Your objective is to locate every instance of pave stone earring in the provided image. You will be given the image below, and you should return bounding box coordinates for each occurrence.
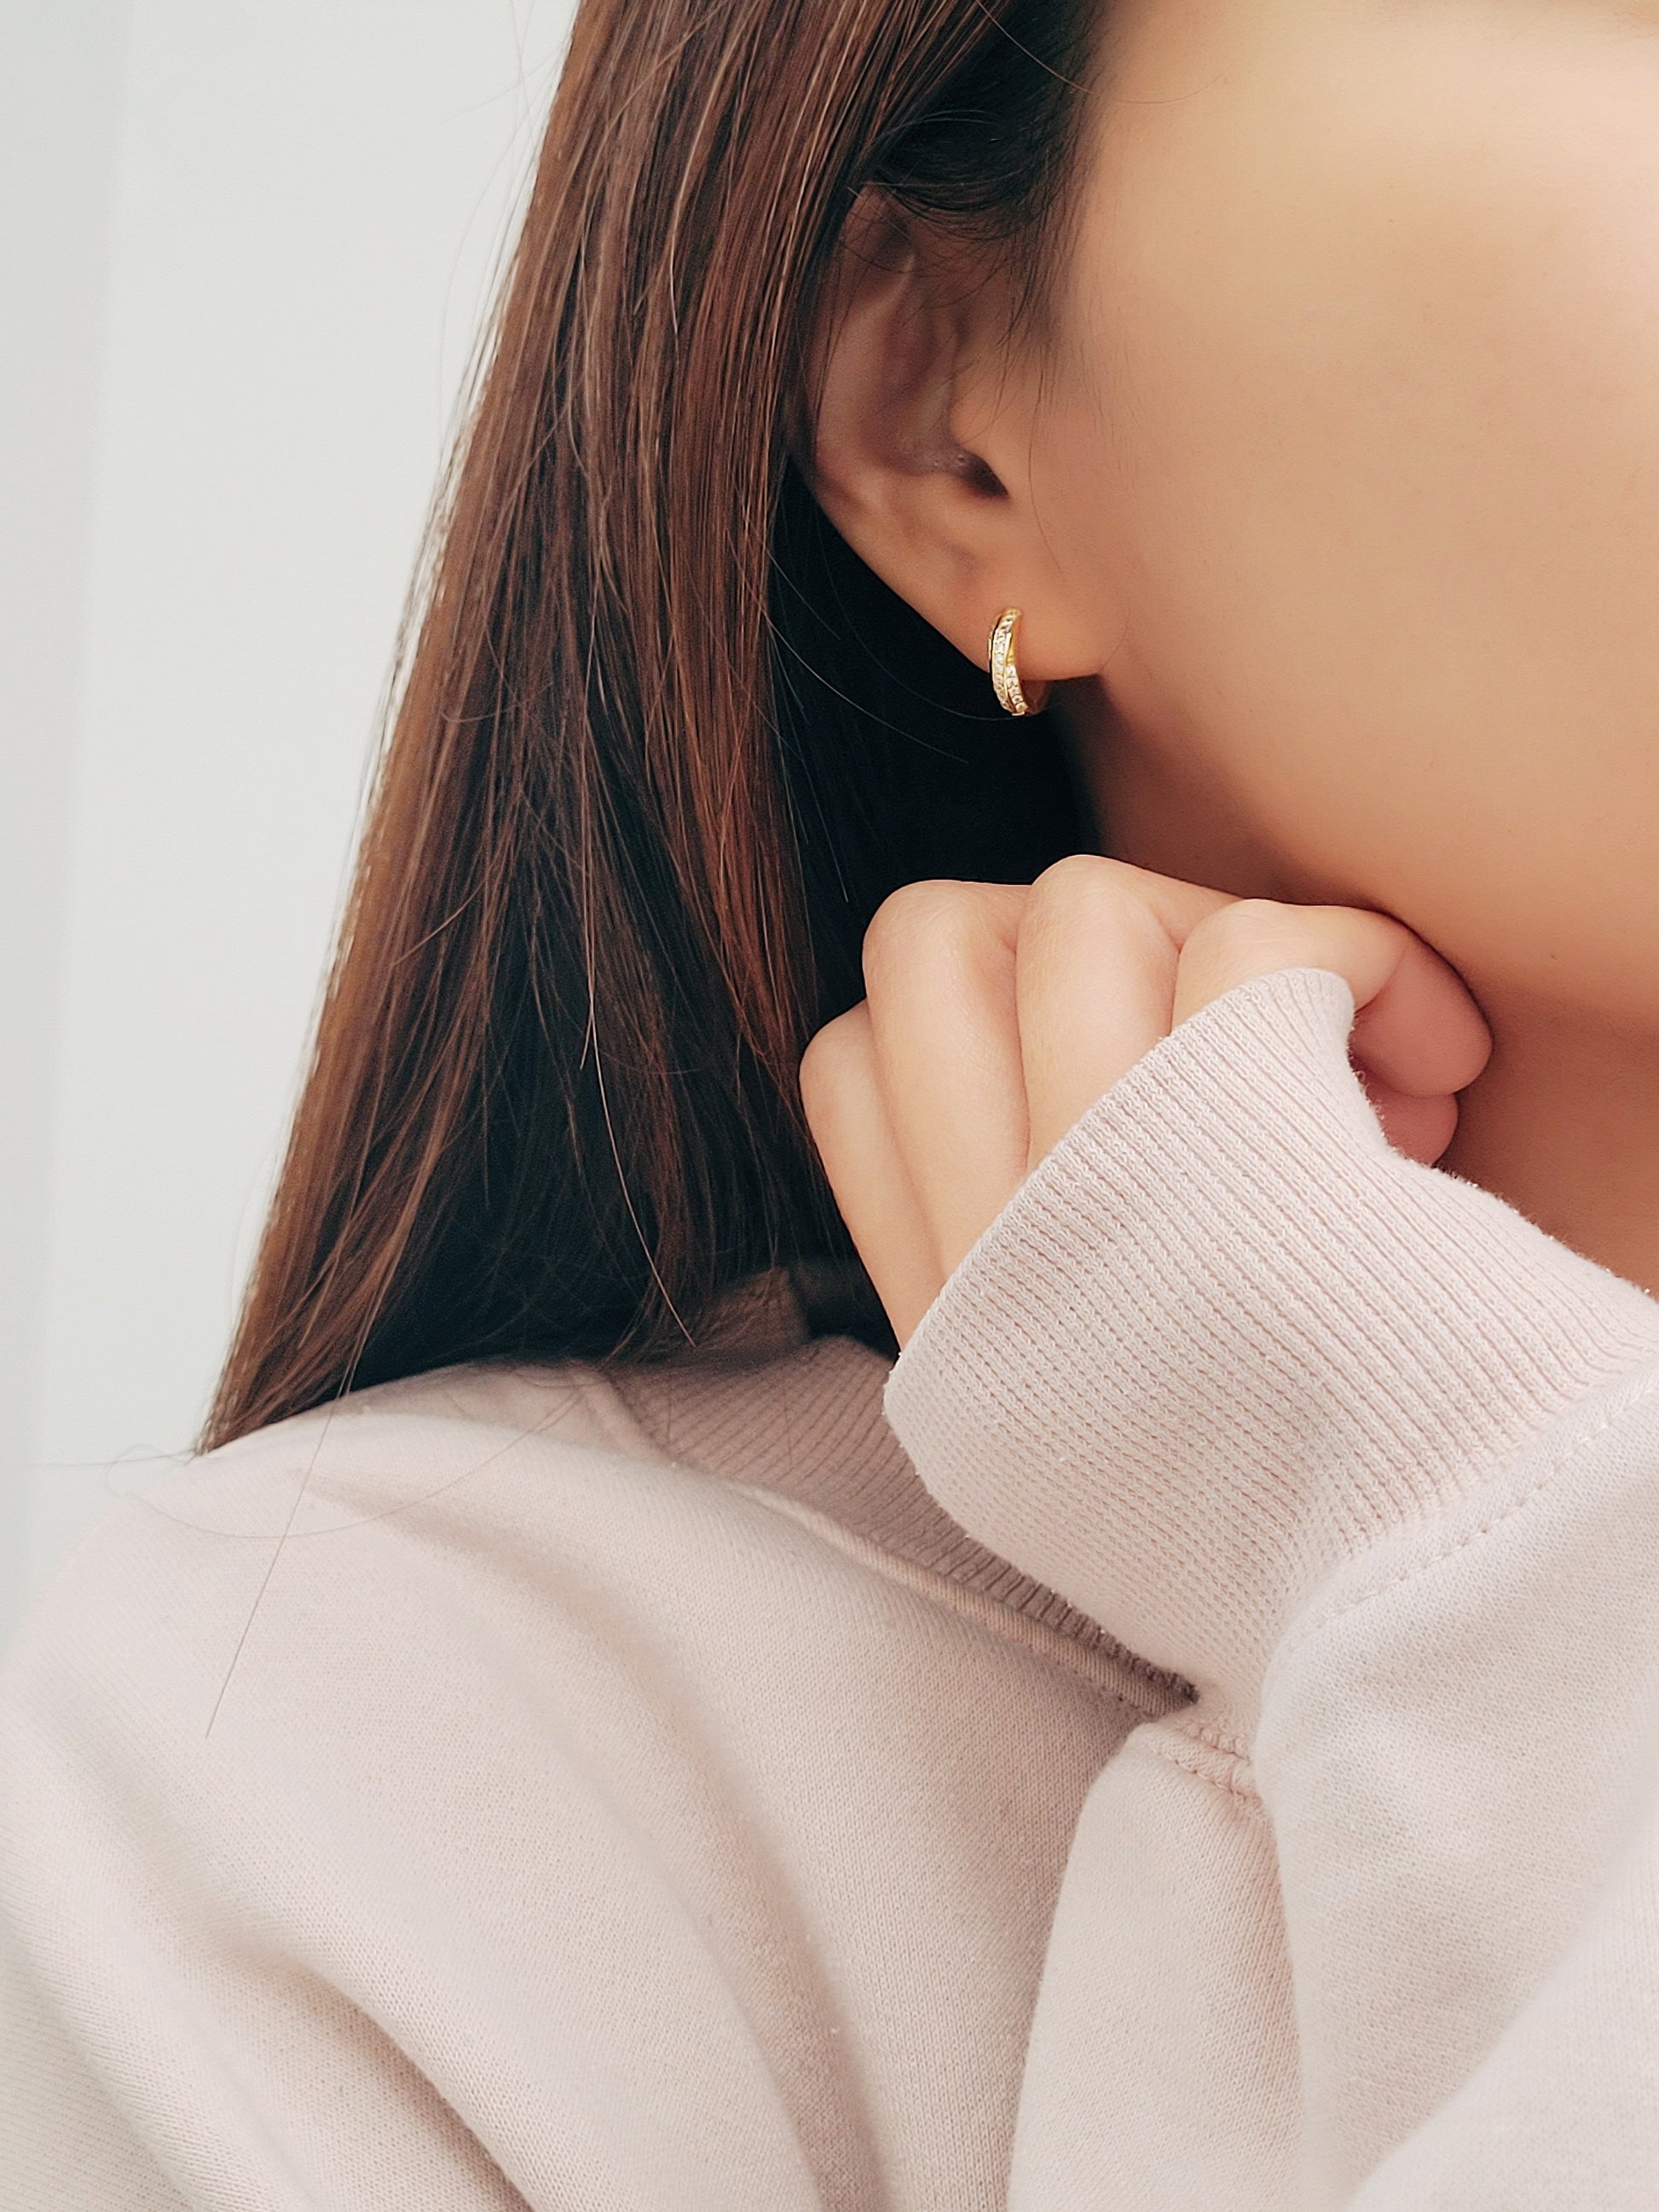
[987,606,1049,716]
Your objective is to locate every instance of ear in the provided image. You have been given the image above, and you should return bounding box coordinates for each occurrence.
[804,186,1113,696]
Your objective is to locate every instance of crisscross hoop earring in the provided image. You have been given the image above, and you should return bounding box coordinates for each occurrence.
[987,606,1048,716]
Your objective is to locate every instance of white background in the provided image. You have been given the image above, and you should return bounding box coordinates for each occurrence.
[1,0,575,1649]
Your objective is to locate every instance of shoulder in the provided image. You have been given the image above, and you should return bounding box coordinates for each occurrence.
[0,1337,1159,1912]
[1,1333,1167,1783]
[0,1352,802,1746]
[0,1349,897,1997]
[0,1354,912,2207]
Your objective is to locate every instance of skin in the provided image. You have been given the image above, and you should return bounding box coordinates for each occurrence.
[801,0,1659,1334]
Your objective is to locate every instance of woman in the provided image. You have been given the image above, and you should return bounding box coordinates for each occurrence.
[5,0,1659,2202]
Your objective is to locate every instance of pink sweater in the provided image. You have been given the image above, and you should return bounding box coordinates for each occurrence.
[5,964,1659,2208]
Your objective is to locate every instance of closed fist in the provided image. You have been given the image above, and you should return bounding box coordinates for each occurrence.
[799,855,1492,1349]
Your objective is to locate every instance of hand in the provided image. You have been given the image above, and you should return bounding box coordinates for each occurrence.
[799,855,1493,1349]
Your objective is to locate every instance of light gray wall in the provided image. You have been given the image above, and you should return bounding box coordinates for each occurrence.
[3,0,575,1650]
[0,1,133,1638]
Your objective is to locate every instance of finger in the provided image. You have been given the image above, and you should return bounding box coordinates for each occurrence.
[1016,855,1238,1165]
[860,880,1032,1276]
[1354,1064,1462,1165]
[1350,933,1493,1097]
[1174,899,1493,1098]
[798,1002,943,1348]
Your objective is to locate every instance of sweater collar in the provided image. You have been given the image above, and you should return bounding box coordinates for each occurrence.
[602,1264,1181,1694]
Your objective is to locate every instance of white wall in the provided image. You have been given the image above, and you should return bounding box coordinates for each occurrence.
[3,0,575,1648]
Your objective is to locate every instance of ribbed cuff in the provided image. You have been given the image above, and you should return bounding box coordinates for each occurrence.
[882,966,1659,1724]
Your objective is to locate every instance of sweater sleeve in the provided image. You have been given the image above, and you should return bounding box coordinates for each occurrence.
[882,964,1659,2210]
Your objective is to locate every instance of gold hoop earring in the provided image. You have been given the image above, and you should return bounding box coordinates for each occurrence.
[988,606,1046,716]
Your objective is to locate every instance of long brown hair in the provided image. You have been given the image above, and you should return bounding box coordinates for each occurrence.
[199,0,1101,1453]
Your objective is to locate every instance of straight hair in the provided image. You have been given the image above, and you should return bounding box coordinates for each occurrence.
[200,0,1101,1453]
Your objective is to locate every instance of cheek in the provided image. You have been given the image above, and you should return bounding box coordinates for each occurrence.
[1072,9,1659,1022]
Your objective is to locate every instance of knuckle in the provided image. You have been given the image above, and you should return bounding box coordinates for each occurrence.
[798,1008,857,1100]
[1189,896,1408,1000]
[861,877,981,982]
[1207,896,1300,949]
[1026,840,1141,920]
[1024,852,1151,956]
[1031,851,1109,896]
[1035,845,1150,915]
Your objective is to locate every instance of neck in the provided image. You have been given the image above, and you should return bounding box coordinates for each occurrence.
[1435,1004,1659,1300]
[1053,679,1659,1301]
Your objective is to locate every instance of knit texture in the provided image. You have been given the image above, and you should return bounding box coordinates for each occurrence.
[885,965,1659,1721]
[7,962,1659,2207]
